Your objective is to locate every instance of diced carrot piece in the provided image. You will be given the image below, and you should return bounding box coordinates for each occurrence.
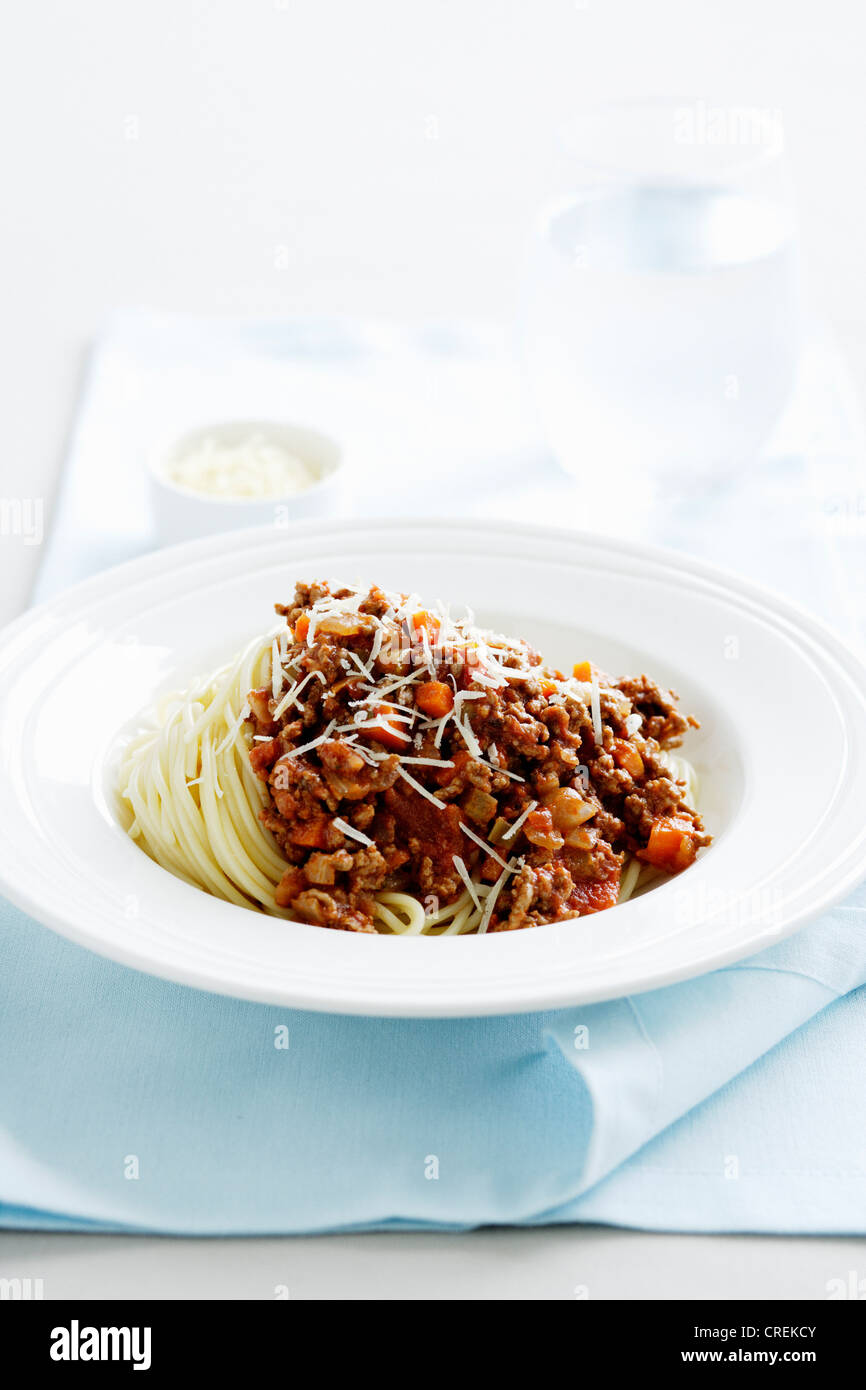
[612,738,644,778]
[433,750,472,785]
[412,610,441,641]
[290,816,331,849]
[539,677,558,697]
[294,613,310,644]
[357,705,412,752]
[572,660,593,682]
[479,855,502,882]
[415,681,454,719]
[638,816,698,872]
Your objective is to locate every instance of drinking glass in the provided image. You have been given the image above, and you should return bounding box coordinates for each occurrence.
[522,101,802,506]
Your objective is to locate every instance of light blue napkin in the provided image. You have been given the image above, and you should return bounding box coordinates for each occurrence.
[2,895,864,1234]
[2,311,866,1234]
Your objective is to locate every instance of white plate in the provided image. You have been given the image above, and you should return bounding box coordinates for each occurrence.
[1,518,865,1016]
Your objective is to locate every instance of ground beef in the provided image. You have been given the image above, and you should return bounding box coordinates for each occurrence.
[288,888,376,934]
[614,674,692,746]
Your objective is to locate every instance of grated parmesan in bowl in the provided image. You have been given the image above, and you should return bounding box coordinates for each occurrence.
[148,419,343,544]
[163,431,320,500]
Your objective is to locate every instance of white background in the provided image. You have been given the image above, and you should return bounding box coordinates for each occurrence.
[2,0,865,1298]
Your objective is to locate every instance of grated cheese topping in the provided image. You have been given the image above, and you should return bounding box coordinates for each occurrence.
[395,765,447,806]
[332,817,375,848]
[590,676,603,746]
[477,857,520,934]
[283,720,337,759]
[500,799,538,840]
[458,821,511,871]
[452,855,483,912]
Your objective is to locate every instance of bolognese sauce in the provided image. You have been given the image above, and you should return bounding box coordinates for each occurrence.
[244,581,710,933]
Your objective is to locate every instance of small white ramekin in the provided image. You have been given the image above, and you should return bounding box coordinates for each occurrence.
[148,419,344,545]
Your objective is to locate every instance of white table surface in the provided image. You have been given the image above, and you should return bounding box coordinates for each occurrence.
[2,0,866,1299]
[0,1227,863,1301]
